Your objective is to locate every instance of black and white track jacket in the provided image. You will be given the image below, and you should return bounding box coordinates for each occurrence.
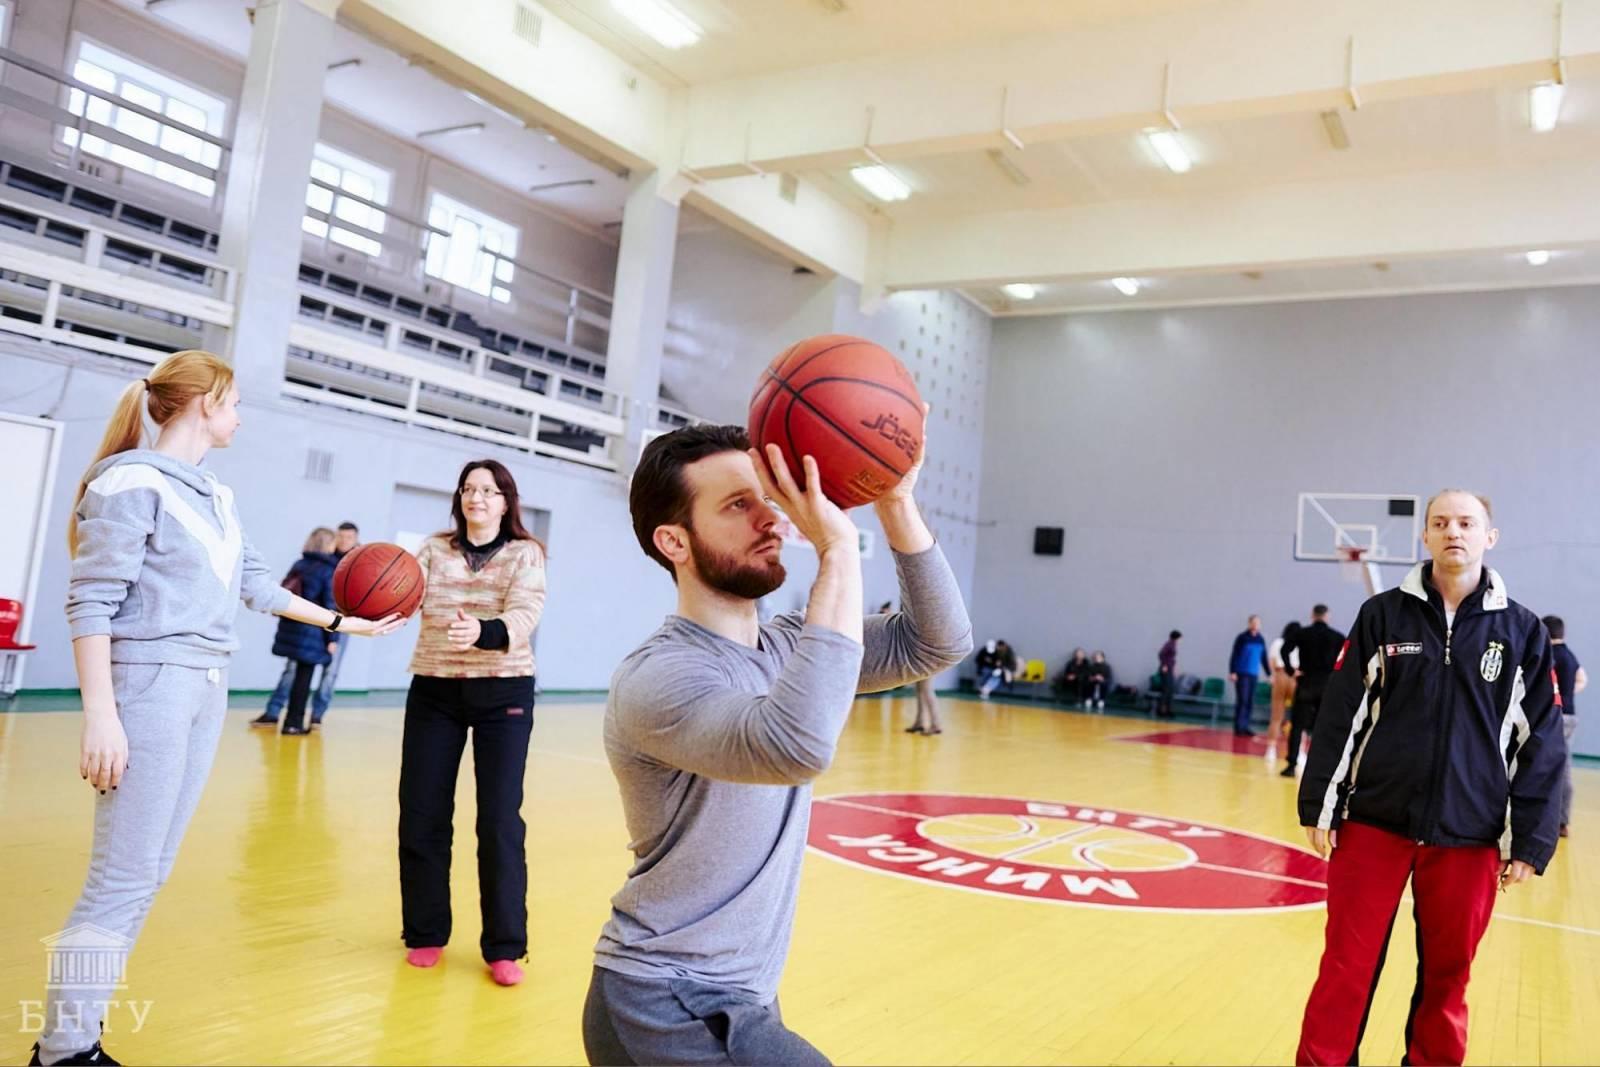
[1298,563,1565,873]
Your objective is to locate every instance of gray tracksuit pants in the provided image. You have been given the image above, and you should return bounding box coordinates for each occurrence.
[36,663,228,1064]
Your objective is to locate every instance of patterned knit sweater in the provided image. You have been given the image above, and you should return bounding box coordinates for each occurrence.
[407,534,546,679]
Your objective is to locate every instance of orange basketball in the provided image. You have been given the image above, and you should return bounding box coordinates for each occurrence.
[747,334,924,509]
[332,543,424,620]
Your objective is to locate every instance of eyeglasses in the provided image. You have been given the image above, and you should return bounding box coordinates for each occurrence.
[459,486,503,500]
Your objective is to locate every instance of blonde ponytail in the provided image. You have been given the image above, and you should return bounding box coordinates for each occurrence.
[68,350,234,556]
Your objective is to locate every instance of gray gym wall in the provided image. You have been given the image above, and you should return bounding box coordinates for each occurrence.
[973,284,1600,756]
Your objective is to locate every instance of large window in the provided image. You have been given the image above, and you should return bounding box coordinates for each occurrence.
[61,40,226,198]
[303,143,391,257]
[424,193,517,303]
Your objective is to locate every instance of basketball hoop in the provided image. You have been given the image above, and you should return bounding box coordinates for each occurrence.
[1338,545,1384,597]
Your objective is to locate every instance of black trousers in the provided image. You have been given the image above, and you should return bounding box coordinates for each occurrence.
[1156,671,1176,716]
[283,659,317,731]
[1285,681,1327,769]
[398,674,535,962]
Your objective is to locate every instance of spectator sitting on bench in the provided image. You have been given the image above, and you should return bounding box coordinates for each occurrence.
[1086,651,1113,712]
[1054,648,1091,705]
[977,639,1018,699]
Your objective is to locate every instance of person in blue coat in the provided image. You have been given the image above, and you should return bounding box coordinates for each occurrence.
[271,527,341,735]
[1228,614,1269,737]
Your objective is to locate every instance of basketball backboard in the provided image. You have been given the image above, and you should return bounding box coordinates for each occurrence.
[1295,492,1421,565]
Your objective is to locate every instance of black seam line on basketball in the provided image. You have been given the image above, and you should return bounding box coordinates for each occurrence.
[797,374,922,412]
[753,369,784,450]
[782,389,855,504]
[775,338,862,385]
[769,375,909,479]
[794,376,924,470]
[347,550,405,616]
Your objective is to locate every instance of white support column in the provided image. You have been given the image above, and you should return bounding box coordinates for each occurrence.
[216,0,338,400]
[604,170,682,473]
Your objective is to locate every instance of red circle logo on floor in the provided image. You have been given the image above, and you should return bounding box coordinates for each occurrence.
[808,792,1327,911]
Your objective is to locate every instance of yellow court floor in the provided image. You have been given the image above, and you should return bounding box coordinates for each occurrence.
[2,695,1597,1066]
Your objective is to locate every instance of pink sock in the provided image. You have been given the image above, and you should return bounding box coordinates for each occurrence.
[488,959,524,986]
[406,946,443,968]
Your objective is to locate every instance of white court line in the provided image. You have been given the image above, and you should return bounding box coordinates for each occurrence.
[1395,893,1600,938]
[816,797,1327,889]
[998,823,1102,864]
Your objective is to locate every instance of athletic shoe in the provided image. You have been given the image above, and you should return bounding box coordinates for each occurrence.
[28,1041,120,1066]
[1279,765,1297,778]
[282,724,310,736]
[489,959,524,986]
[406,946,443,968]
[249,714,278,728]
[1560,824,1570,838]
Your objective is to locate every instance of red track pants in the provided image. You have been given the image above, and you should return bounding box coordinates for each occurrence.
[1296,820,1500,1066]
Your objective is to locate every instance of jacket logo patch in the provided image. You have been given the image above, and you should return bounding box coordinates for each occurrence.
[1386,642,1423,657]
[1480,641,1505,683]
[506,706,526,717]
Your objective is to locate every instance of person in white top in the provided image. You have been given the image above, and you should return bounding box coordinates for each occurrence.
[1266,621,1301,762]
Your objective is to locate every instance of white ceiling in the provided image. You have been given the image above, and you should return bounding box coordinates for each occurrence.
[536,0,1215,86]
[126,0,633,230]
[975,248,1600,316]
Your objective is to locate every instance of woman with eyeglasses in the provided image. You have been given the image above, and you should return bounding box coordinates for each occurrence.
[398,459,547,987]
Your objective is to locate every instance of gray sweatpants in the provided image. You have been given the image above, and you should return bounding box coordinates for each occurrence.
[37,663,228,1064]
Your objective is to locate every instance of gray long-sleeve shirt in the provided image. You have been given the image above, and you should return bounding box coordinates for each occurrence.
[594,543,973,1002]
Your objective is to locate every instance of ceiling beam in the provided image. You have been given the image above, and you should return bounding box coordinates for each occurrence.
[678,0,1598,179]
[881,155,1600,290]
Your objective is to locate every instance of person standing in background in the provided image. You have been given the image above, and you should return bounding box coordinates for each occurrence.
[1228,615,1269,737]
[1266,622,1301,763]
[1280,606,1345,778]
[253,520,361,729]
[1155,630,1181,719]
[1543,614,1587,837]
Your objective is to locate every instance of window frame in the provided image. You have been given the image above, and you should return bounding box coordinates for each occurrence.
[423,192,519,304]
[303,142,393,258]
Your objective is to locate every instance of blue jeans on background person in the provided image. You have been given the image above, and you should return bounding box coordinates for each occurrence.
[1233,673,1258,735]
[264,637,348,722]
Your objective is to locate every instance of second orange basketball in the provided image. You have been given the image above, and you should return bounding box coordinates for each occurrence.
[747,334,925,509]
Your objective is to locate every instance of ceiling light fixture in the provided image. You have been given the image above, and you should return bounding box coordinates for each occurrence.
[1144,129,1191,174]
[1526,249,1551,266]
[1111,277,1140,296]
[611,0,703,49]
[850,164,911,202]
[1000,283,1037,301]
[1531,82,1565,132]
[986,148,1031,187]
[416,122,486,140]
[463,90,525,126]
[529,179,597,193]
[1319,109,1351,150]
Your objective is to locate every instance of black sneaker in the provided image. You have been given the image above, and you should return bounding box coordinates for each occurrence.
[28,1041,121,1066]
[250,714,279,728]
[1279,765,1298,778]
[282,724,310,736]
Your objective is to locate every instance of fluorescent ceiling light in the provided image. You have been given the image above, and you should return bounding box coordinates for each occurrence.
[1000,283,1037,301]
[1526,249,1551,266]
[463,90,525,126]
[1531,82,1565,133]
[612,0,703,49]
[850,164,911,202]
[1111,277,1140,296]
[416,122,485,139]
[1144,129,1191,173]
[986,148,1031,187]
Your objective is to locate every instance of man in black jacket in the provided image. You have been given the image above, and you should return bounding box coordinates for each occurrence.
[1279,605,1345,777]
[1293,491,1564,1066]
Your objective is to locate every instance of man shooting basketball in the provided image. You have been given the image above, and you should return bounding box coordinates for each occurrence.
[583,424,971,1066]
[1294,490,1565,1066]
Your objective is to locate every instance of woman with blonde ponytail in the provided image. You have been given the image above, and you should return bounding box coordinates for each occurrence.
[31,351,404,1067]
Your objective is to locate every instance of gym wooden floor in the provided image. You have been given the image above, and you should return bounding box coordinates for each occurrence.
[2,694,1596,1065]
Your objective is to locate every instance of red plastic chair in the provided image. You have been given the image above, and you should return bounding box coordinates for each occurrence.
[0,599,35,651]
